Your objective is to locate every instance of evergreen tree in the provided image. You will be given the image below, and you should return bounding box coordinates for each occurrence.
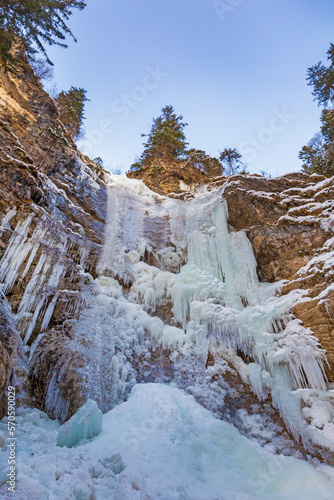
[321,108,334,142]
[299,43,334,177]
[138,105,188,165]
[219,148,243,176]
[0,0,86,70]
[130,162,143,171]
[93,156,104,168]
[0,27,15,70]
[307,43,334,107]
[55,86,88,140]
[298,133,327,175]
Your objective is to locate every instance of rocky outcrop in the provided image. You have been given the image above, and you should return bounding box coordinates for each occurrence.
[216,174,334,379]
[127,158,210,195]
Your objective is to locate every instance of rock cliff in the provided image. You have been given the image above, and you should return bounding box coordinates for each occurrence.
[1,61,334,460]
[0,61,107,418]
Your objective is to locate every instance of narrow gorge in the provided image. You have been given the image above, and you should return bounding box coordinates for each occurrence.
[1,62,334,499]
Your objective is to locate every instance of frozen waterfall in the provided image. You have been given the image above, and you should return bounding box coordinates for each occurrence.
[0,173,331,446]
[76,174,330,448]
[1,173,334,499]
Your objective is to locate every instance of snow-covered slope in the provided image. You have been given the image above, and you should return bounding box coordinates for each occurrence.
[1,384,334,500]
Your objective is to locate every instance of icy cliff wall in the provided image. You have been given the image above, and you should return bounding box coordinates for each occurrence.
[69,174,332,453]
[0,63,108,417]
[1,60,334,457]
[131,162,334,380]
[213,173,334,380]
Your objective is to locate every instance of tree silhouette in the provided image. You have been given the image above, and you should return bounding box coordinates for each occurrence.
[138,105,188,166]
[0,0,86,70]
[219,148,243,176]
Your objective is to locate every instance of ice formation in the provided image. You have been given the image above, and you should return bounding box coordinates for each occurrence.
[1,384,334,500]
[1,171,334,497]
[57,399,102,448]
[77,174,329,448]
[0,213,68,343]
[1,171,334,487]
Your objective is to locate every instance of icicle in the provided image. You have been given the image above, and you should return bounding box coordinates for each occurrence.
[0,207,16,231]
[44,369,71,422]
[0,215,34,293]
[0,214,68,343]
[79,246,90,269]
[248,363,267,401]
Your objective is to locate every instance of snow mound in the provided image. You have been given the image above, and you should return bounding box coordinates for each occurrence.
[2,384,334,499]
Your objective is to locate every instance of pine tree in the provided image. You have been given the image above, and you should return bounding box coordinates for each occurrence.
[93,157,104,168]
[0,28,16,70]
[138,105,188,166]
[55,87,88,140]
[321,108,334,142]
[0,0,86,70]
[298,133,327,175]
[299,43,334,177]
[219,148,244,176]
[307,43,334,108]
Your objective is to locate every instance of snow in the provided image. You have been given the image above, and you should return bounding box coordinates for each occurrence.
[297,250,334,277]
[179,179,192,191]
[1,384,334,500]
[282,176,333,196]
[301,388,334,451]
[278,179,334,233]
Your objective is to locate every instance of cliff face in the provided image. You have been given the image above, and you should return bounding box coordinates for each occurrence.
[1,61,334,459]
[216,174,334,380]
[0,62,108,418]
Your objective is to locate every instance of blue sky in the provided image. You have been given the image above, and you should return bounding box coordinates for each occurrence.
[46,0,334,175]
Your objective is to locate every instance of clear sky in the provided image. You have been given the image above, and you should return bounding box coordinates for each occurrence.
[46,0,334,176]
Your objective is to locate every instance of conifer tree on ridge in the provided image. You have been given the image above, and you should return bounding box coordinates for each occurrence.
[136,105,189,167]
